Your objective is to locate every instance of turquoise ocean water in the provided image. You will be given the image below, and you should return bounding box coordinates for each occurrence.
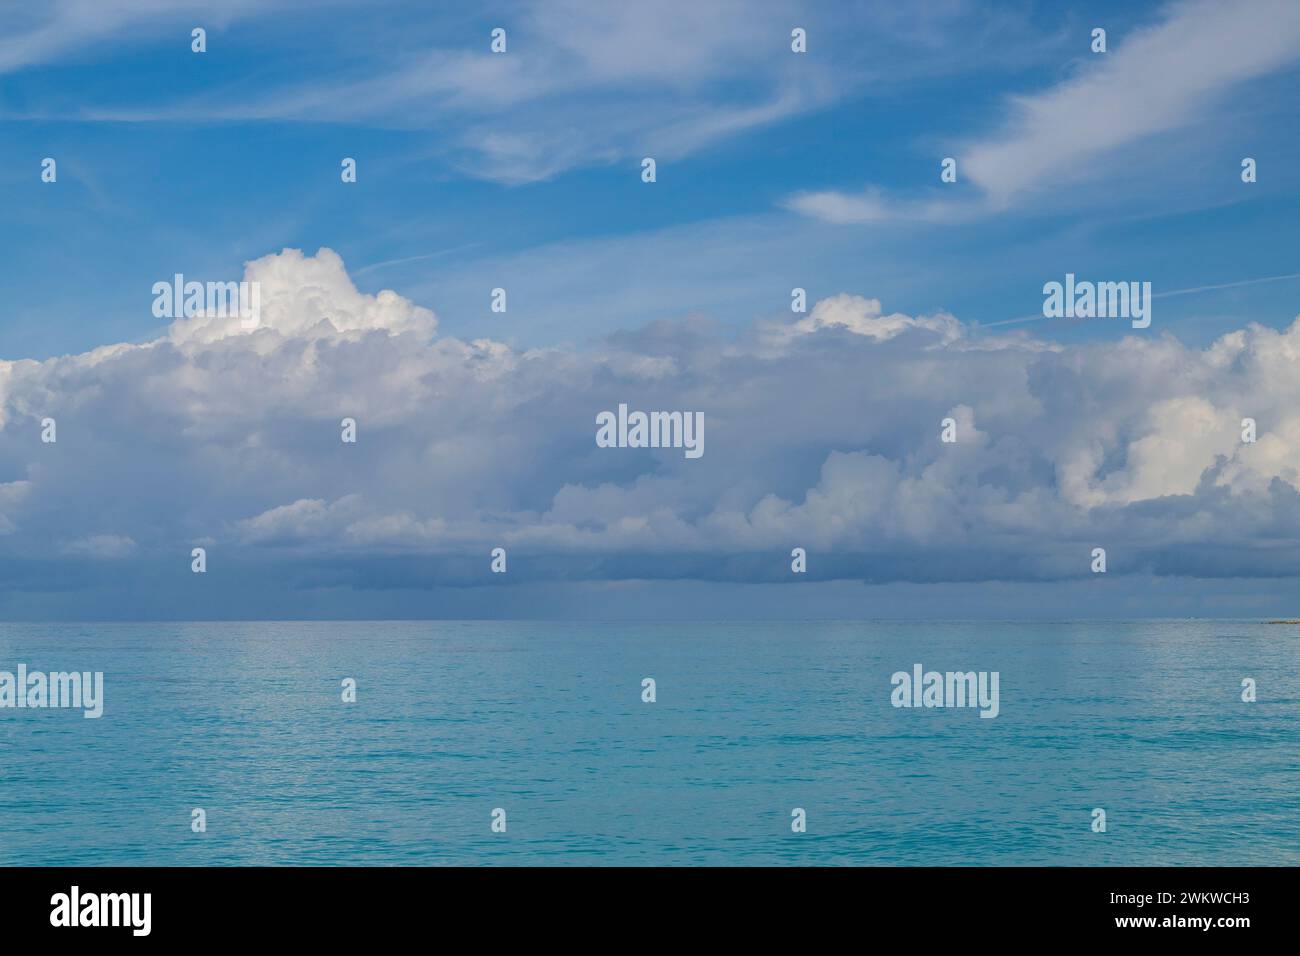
[0,620,1295,865]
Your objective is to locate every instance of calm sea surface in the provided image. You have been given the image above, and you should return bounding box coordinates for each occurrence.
[0,620,1296,865]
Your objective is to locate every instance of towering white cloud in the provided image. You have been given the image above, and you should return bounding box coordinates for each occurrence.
[2,247,1300,584]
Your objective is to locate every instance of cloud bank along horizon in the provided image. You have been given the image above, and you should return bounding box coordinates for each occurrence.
[2,246,1300,618]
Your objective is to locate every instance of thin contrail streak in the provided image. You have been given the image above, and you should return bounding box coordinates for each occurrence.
[355,243,481,275]
[975,271,1300,330]
[1149,271,1300,299]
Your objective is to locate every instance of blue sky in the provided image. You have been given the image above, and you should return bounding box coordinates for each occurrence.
[2,0,1300,619]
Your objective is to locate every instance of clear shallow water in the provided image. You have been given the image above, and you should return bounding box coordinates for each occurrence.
[0,620,1296,866]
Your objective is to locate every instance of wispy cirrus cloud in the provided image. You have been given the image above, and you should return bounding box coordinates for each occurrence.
[787,0,1300,223]
[0,1,1063,184]
[0,0,306,74]
[8,0,839,183]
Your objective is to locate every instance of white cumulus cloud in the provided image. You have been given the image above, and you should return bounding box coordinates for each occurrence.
[2,246,1300,586]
